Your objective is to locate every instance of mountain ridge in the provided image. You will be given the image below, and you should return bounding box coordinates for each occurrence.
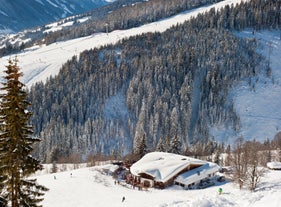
[0,0,113,34]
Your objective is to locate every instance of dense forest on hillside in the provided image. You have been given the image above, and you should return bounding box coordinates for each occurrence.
[29,0,280,162]
[43,0,222,45]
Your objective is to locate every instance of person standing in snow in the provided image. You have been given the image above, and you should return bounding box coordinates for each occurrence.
[122,196,125,202]
[218,188,223,195]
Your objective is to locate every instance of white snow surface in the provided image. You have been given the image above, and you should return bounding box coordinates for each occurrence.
[233,31,281,142]
[210,30,281,143]
[44,21,74,33]
[35,163,281,207]
[267,162,281,169]
[46,0,59,8]
[35,0,44,5]
[0,10,8,17]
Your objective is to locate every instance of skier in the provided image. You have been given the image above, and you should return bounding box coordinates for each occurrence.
[122,196,125,202]
[218,187,223,195]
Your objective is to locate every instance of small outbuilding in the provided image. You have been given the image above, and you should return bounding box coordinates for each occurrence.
[174,162,219,189]
[130,152,220,189]
[267,162,281,170]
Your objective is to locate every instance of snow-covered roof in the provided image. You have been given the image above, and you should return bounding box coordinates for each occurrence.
[130,152,207,183]
[175,162,220,186]
[267,162,281,169]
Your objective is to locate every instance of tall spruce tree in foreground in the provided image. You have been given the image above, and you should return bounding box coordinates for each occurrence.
[0,58,48,207]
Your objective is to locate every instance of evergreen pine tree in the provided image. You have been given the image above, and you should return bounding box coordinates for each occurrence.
[136,134,147,159]
[156,137,165,152]
[164,135,170,153]
[170,135,181,154]
[0,58,48,207]
[51,161,58,174]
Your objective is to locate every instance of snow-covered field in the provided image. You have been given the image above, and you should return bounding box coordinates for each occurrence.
[35,164,281,207]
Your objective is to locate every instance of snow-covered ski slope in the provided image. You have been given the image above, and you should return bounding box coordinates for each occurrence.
[210,30,281,143]
[36,164,281,207]
[0,0,247,87]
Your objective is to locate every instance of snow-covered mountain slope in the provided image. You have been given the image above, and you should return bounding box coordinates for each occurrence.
[0,0,113,34]
[210,30,281,143]
[35,164,281,207]
[233,31,281,141]
[0,0,247,87]
[0,0,280,143]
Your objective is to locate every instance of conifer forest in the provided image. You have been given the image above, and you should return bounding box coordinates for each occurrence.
[24,0,280,162]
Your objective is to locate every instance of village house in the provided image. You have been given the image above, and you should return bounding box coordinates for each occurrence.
[129,152,220,189]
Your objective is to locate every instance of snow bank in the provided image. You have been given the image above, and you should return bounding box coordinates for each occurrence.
[267,162,281,170]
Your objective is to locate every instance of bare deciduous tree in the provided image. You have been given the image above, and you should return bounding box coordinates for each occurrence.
[232,137,247,189]
[231,138,264,191]
[244,141,264,191]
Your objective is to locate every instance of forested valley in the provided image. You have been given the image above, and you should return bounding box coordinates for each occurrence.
[28,0,280,162]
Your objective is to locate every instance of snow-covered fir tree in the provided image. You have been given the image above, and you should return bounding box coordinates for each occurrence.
[0,58,48,207]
